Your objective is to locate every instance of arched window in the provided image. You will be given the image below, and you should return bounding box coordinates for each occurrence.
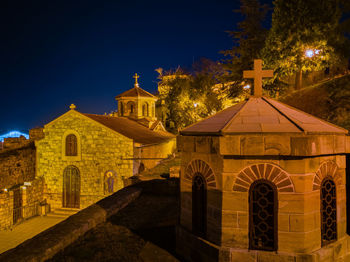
[66,134,77,156]
[63,166,80,208]
[142,103,149,117]
[127,101,135,114]
[249,180,277,251]
[192,173,207,239]
[321,178,337,246]
[120,102,124,116]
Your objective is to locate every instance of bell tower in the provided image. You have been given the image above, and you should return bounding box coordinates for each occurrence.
[115,73,157,121]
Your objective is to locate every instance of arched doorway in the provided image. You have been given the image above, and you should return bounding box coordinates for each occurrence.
[63,166,80,208]
[192,173,207,238]
[249,179,277,251]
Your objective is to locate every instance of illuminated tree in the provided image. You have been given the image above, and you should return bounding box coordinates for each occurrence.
[262,0,348,90]
[156,59,234,133]
[221,0,269,97]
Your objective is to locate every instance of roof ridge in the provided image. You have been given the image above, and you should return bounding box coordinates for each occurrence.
[220,99,249,133]
[180,100,247,134]
[261,97,305,132]
[264,97,348,134]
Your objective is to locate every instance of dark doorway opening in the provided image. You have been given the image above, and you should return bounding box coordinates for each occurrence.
[192,174,207,239]
[13,186,23,224]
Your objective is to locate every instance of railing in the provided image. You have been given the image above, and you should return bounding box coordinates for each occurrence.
[13,201,40,225]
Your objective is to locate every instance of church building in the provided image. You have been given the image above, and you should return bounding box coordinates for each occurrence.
[176,60,350,261]
[36,74,175,211]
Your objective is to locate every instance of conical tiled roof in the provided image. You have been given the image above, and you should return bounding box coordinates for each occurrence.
[180,97,348,135]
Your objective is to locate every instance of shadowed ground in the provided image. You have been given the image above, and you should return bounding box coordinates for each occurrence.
[48,181,181,262]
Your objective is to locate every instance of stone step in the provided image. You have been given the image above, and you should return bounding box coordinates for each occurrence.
[47,208,79,218]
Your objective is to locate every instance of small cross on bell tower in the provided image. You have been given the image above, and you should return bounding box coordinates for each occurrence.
[243,59,273,97]
[133,73,140,87]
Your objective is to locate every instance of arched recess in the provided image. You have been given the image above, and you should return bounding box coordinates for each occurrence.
[185,159,216,188]
[142,102,149,117]
[313,161,341,190]
[104,170,117,194]
[127,101,136,114]
[62,130,81,161]
[233,163,294,193]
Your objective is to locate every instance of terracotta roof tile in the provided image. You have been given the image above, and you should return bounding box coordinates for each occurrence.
[83,114,174,144]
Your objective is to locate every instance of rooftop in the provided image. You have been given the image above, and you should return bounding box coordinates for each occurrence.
[115,86,155,99]
[180,97,348,135]
[84,114,174,144]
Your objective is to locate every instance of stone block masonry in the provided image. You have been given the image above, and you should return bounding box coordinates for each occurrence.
[0,141,35,190]
[36,110,134,210]
[0,186,142,262]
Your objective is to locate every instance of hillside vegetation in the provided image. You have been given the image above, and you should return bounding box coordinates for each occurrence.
[280,74,350,131]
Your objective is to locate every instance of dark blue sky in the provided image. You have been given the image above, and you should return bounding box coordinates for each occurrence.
[1,0,271,133]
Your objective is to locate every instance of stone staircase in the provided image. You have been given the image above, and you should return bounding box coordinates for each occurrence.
[46,208,79,219]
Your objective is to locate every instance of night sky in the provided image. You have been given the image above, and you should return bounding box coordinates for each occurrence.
[1,0,272,134]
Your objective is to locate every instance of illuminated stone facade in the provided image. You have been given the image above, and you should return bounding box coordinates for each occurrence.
[36,110,134,210]
[36,78,175,211]
[176,96,350,262]
[0,138,44,229]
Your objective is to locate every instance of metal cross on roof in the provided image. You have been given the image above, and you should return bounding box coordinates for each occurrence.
[243,59,273,97]
[133,73,140,87]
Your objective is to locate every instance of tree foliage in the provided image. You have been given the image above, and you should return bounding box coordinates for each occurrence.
[156,59,235,133]
[262,0,349,90]
[221,0,269,97]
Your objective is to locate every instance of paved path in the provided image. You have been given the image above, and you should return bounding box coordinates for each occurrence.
[0,215,68,254]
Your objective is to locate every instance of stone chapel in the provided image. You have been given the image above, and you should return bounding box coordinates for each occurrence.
[36,74,175,211]
[176,60,350,261]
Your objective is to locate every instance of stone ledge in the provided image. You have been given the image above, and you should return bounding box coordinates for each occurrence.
[0,186,142,262]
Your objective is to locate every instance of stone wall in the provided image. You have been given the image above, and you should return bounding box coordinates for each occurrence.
[134,139,176,174]
[3,136,29,150]
[0,186,142,262]
[177,133,350,261]
[0,177,45,230]
[29,127,44,140]
[0,191,13,229]
[36,110,134,210]
[0,141,35,190]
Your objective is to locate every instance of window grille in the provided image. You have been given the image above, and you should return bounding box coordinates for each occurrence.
[249,180,277,251]
[321,178,337,246]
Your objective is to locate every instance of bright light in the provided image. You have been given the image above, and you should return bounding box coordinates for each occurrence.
[315,49,320,55]
[0,131,29,142]
[194,103,198,108]
[243,84,251,89]
[305,49,315,58]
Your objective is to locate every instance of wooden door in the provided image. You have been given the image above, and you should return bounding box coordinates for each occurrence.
[63,166,80,208]
[13,187,23,224]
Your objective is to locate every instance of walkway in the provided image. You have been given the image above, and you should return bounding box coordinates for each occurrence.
[0,213,72,254]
